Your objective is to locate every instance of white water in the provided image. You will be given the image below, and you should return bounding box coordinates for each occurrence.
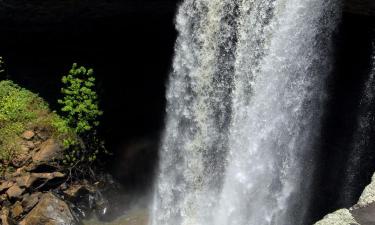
[151,0,340,225]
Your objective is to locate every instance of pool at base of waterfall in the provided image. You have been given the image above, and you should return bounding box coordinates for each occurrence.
[82,208,149,225]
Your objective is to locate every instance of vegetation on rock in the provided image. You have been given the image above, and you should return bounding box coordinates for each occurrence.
[0,80,75,173]
[0,61,108,224]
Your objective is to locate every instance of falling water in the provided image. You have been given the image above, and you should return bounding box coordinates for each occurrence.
[151,0,340,225]
[340,42,375,205]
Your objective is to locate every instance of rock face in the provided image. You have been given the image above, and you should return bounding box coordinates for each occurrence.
[358,174,375,207]
[19,193,76,225]
[315,172,375,224]
[0,0,176,24]
[314,209,359,225]
[345,0,375,16]
[32,139,63,165]
[351,203,375,225]
[0,126,105,224]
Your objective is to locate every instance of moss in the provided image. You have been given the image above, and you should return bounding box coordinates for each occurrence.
[0,80,76,167]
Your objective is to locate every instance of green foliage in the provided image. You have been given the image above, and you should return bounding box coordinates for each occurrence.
[58,63,105,166]
[0,80,76,170]
[58,63,103,134]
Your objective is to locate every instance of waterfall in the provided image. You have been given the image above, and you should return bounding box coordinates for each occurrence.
[340,42,375,204]
[151,0,340,225]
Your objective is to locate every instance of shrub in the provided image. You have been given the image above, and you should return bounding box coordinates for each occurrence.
[58,63,104,166]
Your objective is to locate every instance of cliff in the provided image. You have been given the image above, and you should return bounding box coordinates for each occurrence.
[345,0,375,16]
[315,173,375,224]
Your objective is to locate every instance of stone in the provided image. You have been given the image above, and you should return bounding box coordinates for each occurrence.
[358,173,375,207]
[0,181,13,192]
[21,131,35,140]
[36,130,49,141]
[0,193,7,203]
[16,173,36,188]
[314,209,359,225]
[6,185,25,199]
[22,192,41,212]
[351,202,375,225]
[15,172,65,190]
[63,183,94,198]
[0,208,11,225]
[19,193,76,225]
[11,201,23,218]
[32,139,62,164]
[32,172,65,180]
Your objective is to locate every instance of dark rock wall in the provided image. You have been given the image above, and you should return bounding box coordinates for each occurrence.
[0,0,180,190]
[307,12,375,224]
[345,0,375,16]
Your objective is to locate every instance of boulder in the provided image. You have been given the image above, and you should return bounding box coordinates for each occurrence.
[16,174,36,188]
[6,185,24,199]
[351,202,375,225]
[21,192,41,212]
[36,130,49,141]
[16,172,65,189]
[19,193,77,225]
[314,209,359,225]
[21,131,35,140]
[358,173,375,207]
[0,208,11,225]
[0,181,13,192]
[32,139,63,164]
[10,201,23,218]
[24,141,36,150]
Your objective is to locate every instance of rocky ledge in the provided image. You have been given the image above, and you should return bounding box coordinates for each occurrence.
[315,173,375,225]
[0,128,108,225]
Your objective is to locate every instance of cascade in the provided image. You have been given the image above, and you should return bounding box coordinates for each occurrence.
[151,0,341,224]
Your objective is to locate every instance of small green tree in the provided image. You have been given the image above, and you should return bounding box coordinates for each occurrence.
[58,63,104,165]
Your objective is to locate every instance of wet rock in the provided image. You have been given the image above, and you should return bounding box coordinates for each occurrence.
[19,193,77,225]
[32,139,62,164]
[64,183,95,199]
[6,185,24,199]
[21,131,35,140]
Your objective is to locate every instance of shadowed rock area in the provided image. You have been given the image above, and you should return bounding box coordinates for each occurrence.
[315,174,375,224]
[345,0,375,16]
